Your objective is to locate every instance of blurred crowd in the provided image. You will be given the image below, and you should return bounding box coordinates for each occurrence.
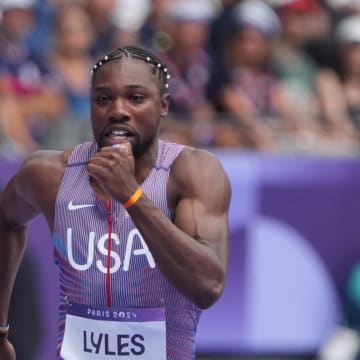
[1,0,360,158]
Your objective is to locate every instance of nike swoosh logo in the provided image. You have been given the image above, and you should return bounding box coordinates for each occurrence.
[68,200,95,211]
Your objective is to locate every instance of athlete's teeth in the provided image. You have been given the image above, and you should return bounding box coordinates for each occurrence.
[111,130,127,136]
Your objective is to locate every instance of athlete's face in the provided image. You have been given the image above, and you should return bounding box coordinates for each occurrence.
[90,57,169,157]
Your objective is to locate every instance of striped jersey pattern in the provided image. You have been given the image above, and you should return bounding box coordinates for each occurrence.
[53,140,201,359]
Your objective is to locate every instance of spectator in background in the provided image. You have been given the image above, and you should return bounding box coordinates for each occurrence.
[25,0,56,62]
[272,0,327,118]
[139,0,172,51]
[41,2,96,150]
[86,0,154,71]
[111,0,151,48]
[156,0,219,146]
[84,0,119,58]
[332,15,360,139]
[0,0,64,157]
[207,0,290,150]
[346,261,360,359]
[208,0,242,56]
[267,0,358,155]
[319,260,360,360]
[326,0,360,18]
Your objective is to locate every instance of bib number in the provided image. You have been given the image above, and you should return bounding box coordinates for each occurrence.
[60,303,166,359]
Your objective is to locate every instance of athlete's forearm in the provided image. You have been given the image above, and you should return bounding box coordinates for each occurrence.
[126,196,226,309]
[0,214,27,325]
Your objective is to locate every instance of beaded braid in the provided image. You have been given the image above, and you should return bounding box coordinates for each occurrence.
[91,46,171,94]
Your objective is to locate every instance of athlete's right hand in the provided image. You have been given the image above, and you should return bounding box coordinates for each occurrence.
[88,142,138,203]
[0,338,16,359]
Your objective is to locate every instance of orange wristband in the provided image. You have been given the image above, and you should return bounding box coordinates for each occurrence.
[123,187,143,209]
[0,324,9,339]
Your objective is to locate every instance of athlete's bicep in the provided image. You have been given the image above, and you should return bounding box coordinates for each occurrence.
[0,149,62,227]
[0,168,40,227]
[174,151,231,266]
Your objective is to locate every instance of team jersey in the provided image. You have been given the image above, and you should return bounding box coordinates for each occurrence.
[52,140,201,359]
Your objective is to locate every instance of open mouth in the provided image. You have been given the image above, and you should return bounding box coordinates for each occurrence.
[108,129,133,140]
[101,127,135,147]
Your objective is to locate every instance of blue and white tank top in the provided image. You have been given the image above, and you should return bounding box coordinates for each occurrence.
[52,140,201,359]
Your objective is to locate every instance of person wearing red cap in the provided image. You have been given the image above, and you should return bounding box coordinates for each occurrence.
[277,0,320,13]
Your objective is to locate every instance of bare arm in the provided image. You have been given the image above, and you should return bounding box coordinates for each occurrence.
[0,156,41,358]
[0,158,41,321]
[88,145,231,309]
[0,151,64,358]
[0,192,29,359]
[131,149,231,309]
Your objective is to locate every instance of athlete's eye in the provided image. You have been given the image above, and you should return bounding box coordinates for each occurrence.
[95,95,111,105]
[130,94,145,103]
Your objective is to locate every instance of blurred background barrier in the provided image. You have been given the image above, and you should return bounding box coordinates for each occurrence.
[196,151,360,359]
[1,150,360,359]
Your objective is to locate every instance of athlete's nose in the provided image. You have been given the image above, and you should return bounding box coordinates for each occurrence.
[109,97,130,122]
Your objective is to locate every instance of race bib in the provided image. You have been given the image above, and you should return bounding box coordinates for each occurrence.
[60,303,166,359]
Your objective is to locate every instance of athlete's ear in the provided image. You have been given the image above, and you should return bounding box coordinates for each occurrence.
[160,94,170,117]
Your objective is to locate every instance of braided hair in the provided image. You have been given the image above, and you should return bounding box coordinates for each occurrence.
[91,45,171,95]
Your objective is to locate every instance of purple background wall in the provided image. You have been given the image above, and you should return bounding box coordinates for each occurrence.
[1,151,360,358]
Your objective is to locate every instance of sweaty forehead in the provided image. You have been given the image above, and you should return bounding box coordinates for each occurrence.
[92,57,159,88]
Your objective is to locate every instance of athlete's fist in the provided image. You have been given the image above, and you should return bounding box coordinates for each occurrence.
[87,142,138,202]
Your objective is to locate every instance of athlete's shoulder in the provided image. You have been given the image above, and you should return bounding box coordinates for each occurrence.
[11,147,76,197]
[167,144,231,217]
[160,140,217,163]
[19,147,73,176]
[0,148,76,225]
[172,144,230,193]
[175,144,225,172]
